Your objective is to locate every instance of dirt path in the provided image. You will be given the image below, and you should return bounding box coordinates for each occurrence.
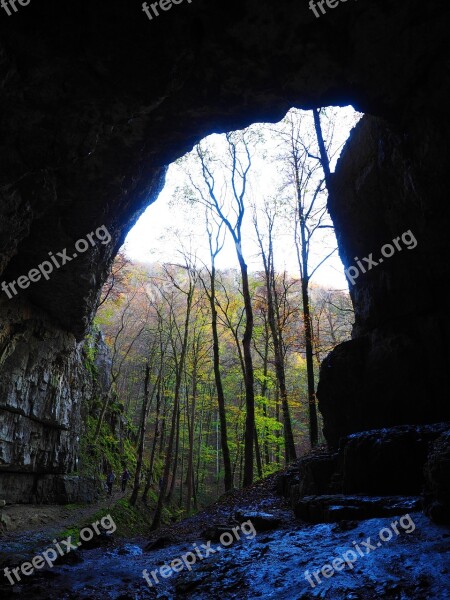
[0,487,126,558]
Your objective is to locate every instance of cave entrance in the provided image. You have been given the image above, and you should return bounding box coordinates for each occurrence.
[91,105,361,512]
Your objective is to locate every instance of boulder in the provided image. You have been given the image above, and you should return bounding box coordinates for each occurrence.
[294,494,421,523]
[424,430,450,524]
[340,424,450,495]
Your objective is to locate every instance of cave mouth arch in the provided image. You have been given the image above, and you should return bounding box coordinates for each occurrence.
[122,105,362,289]
[91,105,360,477]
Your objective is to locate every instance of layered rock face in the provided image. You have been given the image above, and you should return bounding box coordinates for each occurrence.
[0,301,110,503]
[1,0,450,499]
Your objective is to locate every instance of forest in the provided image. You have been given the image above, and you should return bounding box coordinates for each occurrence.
[80,108,357,529]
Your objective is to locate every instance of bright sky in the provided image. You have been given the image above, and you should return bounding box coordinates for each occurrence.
[123,106,362,290]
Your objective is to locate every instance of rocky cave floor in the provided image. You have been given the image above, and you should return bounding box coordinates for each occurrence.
[1,473,450,600]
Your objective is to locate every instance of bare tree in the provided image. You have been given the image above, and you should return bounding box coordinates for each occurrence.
[198,216,234,491]
[142,324,168,503]
[274,110,337,447]
[192,131,256,487]
[94,279,149,441]
[151,254,198,529]
[130,355,156,505]
[254,202,297,463]
[97,250,130,310]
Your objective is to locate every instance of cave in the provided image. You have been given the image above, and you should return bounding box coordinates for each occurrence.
[1,0,450,597]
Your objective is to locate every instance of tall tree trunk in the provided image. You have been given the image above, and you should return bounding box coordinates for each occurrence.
[195,391,205,496]
[152,287,194,530]
[130,363,151,506]
[208,264,233,491]
[238,256,255,488]
[179,391,188,509]
[239,423,245,488]
[153,393,178,529]
[312,108,332,188]
[255,217,297,463]
[301,269,318,446]
[186,357,197,513]
[159,395,167,456]
[142,382,161,502]
[196,133,255,488]
[254,423,263,478]
[275,383,281,464]
[166,406,180,504]
[269,281,297,462]
[199,404,213,497]
[261,329,271,466]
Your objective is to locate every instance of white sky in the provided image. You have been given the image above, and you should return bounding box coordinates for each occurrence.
[123,106,362,291]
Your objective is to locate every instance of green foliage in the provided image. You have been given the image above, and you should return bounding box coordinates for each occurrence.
[262,462,282,477]
[96,498,152,537]
[79,416,137,478]
[58,499,153,541]
[58,525,81,545]
[122,413,138,439]
[83,326,100,378]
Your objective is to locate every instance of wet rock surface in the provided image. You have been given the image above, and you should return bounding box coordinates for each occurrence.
[0,478,448,600]
[294,495,422,524]
[424,429,450,525]
[234,512,282,532]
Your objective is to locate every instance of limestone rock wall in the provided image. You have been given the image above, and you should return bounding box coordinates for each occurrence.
[0,300,110,503]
